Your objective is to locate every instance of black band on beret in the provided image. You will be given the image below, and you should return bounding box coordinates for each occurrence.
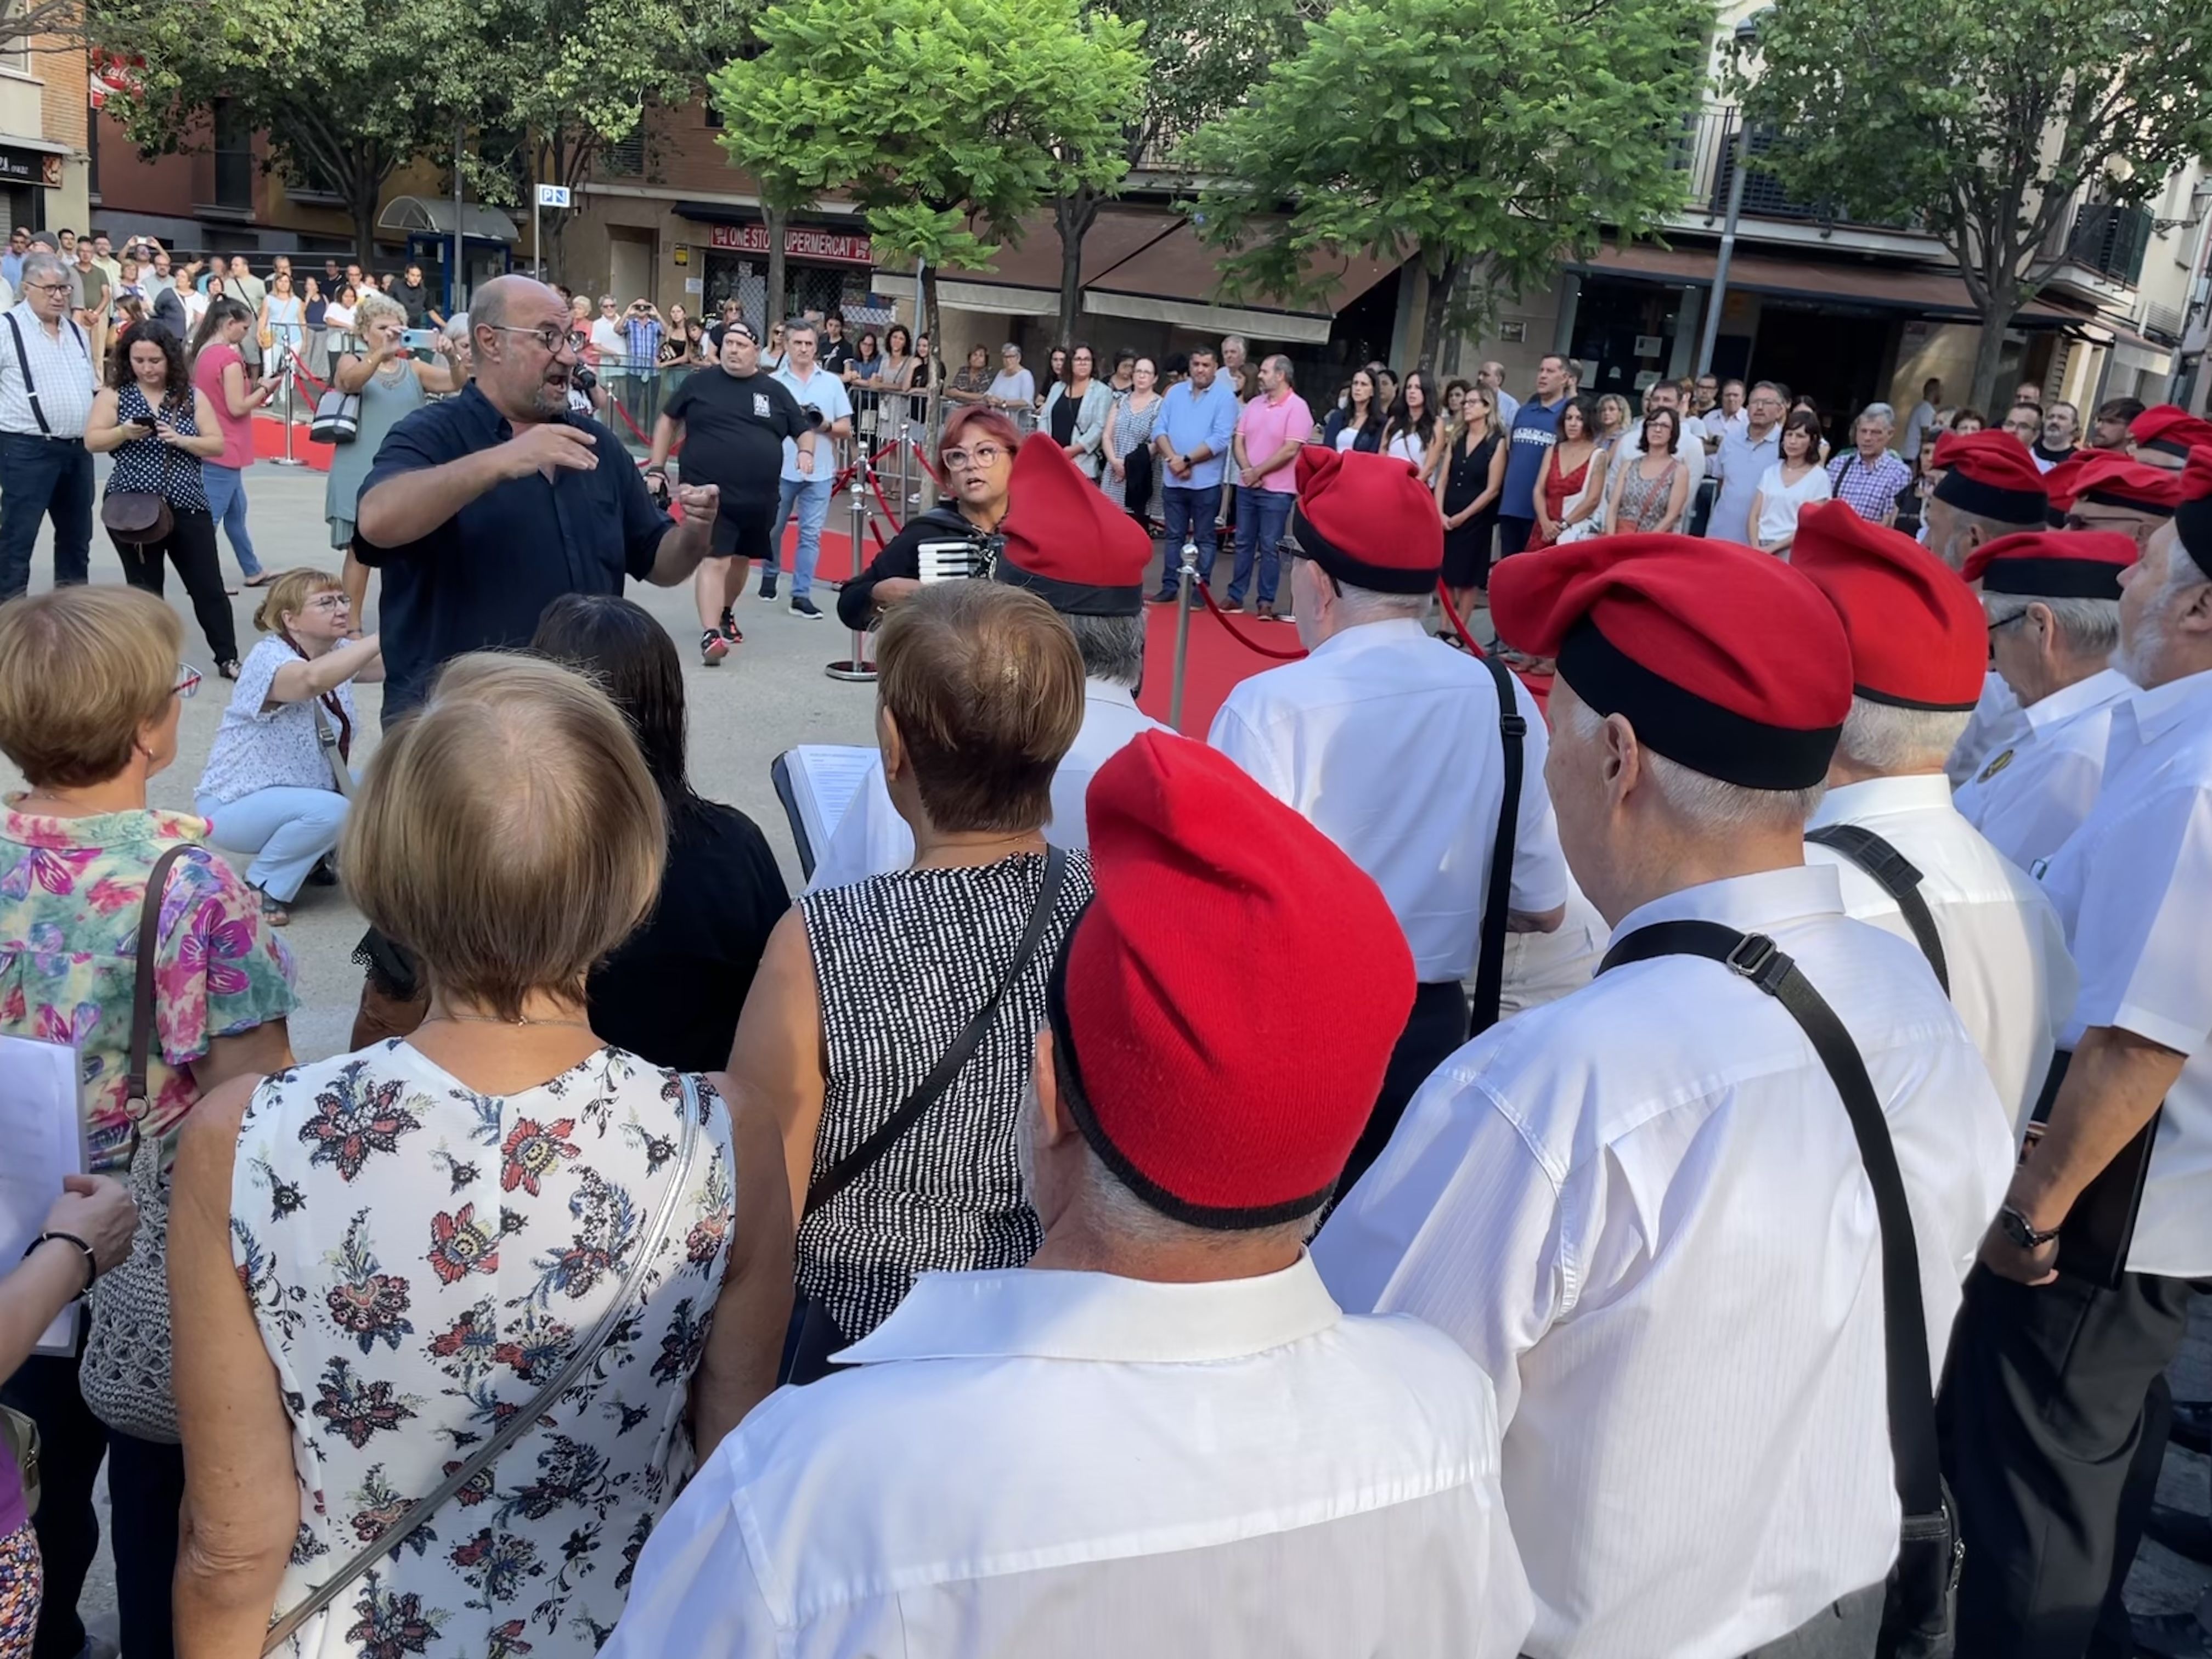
[1289,504,1437,595]
[1047,935,1336,1231]
[1852,684,1982,713]
[2079,488,2173,518]
[2179,499,2212,575]
[992,557,1143,617]
[1558,620,1841,790]
[2143,437,2193,459]
[1934,469,2047,526]
[1979,556,2127,601]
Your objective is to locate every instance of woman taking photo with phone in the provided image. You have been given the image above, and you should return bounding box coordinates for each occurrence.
[87,325,240,676]
[189,297,281,592]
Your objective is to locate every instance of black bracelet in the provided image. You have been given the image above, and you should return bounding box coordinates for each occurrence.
[27,1231,98,1297]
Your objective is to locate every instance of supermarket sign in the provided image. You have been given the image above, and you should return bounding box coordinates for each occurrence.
[708,223,874,266]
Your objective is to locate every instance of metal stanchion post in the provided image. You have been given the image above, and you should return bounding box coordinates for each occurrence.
[1167,539,1199,732]
[269,362,306,467]
[826,442,877,682]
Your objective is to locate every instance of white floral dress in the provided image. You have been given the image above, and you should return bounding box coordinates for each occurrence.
[232,1040,737,1658]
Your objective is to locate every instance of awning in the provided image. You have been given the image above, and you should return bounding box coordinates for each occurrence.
[0,133,69,156]
[1568,243,2090,326]
[377,196,520,245]
[879,207,1400,345]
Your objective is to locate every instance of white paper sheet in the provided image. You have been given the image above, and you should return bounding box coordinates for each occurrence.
[772,744,882,875]
[0,1035,87,1353]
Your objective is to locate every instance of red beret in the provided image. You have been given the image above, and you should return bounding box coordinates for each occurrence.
[1490,534,1850,789]
[1291,445,1441,594]
[994,432,1153,616]
[1961,529,2138,601]
[1049,732,1414,1225]
[2131,404,2212,459]
[1793,501,1985,711]
[2179,445,2212,571]
[2044,450,2181,518]
[1930,430,2049,524]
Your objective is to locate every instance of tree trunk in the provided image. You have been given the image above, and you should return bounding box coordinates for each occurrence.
[764,201,788,331]
[920,260,944,470]
[350,168,380,275]
[1053,189,1096,347]
[1967,292,2011,415]
[1418,252,1463,375]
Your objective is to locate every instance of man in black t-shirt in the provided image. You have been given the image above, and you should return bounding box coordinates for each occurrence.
[818,313,855,376]
[646,317,819,663]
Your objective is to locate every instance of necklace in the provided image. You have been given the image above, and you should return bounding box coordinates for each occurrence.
[420,1012,595,1030]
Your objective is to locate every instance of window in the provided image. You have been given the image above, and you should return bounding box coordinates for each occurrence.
[0,0,29,74]
[212,98,253,211]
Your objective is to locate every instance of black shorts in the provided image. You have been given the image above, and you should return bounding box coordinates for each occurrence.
[711,500,776,564]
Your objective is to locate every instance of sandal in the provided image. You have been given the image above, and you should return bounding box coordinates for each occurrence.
[216,658,242,681]
[255,887,290,927]
[241,572,277,588]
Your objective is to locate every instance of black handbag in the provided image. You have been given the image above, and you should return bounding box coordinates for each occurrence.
[1601,923,1960,1658]
[780,848,1070,1385]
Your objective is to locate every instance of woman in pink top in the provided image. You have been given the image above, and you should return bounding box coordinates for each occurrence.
[189,297,281,588]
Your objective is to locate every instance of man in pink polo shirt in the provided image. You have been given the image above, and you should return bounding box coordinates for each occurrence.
[1227,354,1316,619]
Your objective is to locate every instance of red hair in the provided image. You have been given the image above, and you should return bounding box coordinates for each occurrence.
[939,404,1022,461]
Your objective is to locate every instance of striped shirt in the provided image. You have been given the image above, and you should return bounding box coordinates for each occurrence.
[0,301,95,438]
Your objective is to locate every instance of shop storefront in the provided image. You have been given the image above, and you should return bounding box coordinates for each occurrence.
[0,143,64,238]
[691,219,875,326]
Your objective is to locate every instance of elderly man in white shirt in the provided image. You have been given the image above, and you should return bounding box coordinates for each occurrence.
[1952,529,2140,870]
[0,250,98,602]
[1315,532,2015,1659]
[1943,449,2212,1659]
[611,732,1533,1659]
[1210,445,1568,1195]
[806,434,1164,887]
[1790,501,2077,1132]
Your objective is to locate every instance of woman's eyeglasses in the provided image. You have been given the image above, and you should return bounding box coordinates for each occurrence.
[942,444,1006,471]
[173,663,203,700]
[302,593,349,612]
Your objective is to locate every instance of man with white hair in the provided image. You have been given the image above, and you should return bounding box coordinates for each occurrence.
[1790,501,2075,1132]
[1953,529,2140,869]
[1943,447,2212,1658]
[0,249,97,601]
[1476,358,1519,428]
[610,732,1534,1658]
[1825,402,1911,524]
[1316,531,2014,1659]
[1210,447,1568,1195]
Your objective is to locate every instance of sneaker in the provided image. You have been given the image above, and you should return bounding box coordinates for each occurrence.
[701,629,729,666]
[758,575,780,602]
[1221,599,1245,615]
[1146,588,1179,606]
[790,596,824,620]
[1256,601,1277,622]
[716,607,744,645]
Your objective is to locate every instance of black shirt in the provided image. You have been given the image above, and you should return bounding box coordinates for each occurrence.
[819,338,855,376]
[587,798,789,1071]
[393,280,431,324]
[836,504,980,631]
[355,382,673,724]
[662,366,808,510]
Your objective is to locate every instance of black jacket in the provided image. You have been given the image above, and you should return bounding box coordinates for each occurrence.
[836,503,981,632]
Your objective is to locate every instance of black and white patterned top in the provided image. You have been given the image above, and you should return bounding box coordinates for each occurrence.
[798,850,1093,1339]
[107,380,207,511]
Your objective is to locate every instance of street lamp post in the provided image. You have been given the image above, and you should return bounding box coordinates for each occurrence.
[1696,15,1764,379]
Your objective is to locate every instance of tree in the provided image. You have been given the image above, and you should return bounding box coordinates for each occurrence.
[1186,0,1710,371]
[710,0,1144,374]
[1046,0,1310,343]
[1738,0,2212,410]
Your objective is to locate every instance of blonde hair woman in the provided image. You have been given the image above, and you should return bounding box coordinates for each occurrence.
[1436,385,1506,614]
[171,654,791,1658]
[194,567,385,924]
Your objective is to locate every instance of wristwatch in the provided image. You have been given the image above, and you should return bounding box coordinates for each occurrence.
[1997,1204,2061,1250]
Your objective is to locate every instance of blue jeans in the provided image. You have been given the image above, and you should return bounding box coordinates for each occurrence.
[1157,485,1220,595]
[766,475,833,598]
[0,433,93,601]
[201,461,262,579]
[1228,486,1294,605]
[197,785,349,902]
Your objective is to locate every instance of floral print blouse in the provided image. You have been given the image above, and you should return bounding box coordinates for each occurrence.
[234,1041,737,1658]
[0,802,298,1170]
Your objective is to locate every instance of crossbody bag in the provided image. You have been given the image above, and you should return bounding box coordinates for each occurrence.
[1468,650,1527,1039]
[780,848,1069,1385]
[1805,823,1950,994]
[261,1075,703,1652]
[1599,922,1960,1659]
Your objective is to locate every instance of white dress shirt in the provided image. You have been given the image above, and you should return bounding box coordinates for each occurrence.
[1945,671,2027,788]
[1953,667,2134,872]
[1314,865,2015,1659]
[606,1259,1534,1659]
[2034,668,2212,1278]
[1615,415,1709,482]
[808,679,1164,889]
[0,300,94,438]
[1808,775,2076,1132]
[1209,618,1570,981]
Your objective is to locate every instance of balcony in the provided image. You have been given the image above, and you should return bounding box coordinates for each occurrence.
[1671,109,1925,238]
[2066,204,2151,288]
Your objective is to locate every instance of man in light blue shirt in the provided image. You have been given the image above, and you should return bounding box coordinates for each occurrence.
[1706,380,1786,545]
[1149,346,1241,601]
[767,318,853,618]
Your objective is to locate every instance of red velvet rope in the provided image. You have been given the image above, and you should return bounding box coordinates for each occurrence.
[1190,578,1310,661]
[284,347,331,400]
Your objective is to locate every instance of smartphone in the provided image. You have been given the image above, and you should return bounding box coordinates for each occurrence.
[400,328,439,351]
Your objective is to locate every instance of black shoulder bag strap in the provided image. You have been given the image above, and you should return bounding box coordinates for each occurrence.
[5,312,48,436]
[1600,921,1957,1654]
[803,846,1069,1218]
[1808,823,1950,995]
[1469,650,1527,1038]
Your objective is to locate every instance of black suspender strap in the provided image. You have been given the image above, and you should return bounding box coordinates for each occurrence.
[6,312,46,435]
[1598,921,1958,1649]
[1807,823,1950,995]
[1469,650,1526,1039]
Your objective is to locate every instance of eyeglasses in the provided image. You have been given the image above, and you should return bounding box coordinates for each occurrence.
[173,663,202,700]
[301,593,349,612]
[483,324,582,357]
[942,444,1007,471]
[23,281,70,296]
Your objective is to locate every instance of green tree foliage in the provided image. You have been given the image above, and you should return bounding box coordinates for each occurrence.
[1187,0,1712,369]
[1739,0,2212,409]
[711,0,1146,365]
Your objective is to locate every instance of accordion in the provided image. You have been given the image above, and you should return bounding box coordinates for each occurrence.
[917,534,998,583]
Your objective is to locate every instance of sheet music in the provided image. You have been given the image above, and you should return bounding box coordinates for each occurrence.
[0,1035,87,1353]
[774,745,883,873]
